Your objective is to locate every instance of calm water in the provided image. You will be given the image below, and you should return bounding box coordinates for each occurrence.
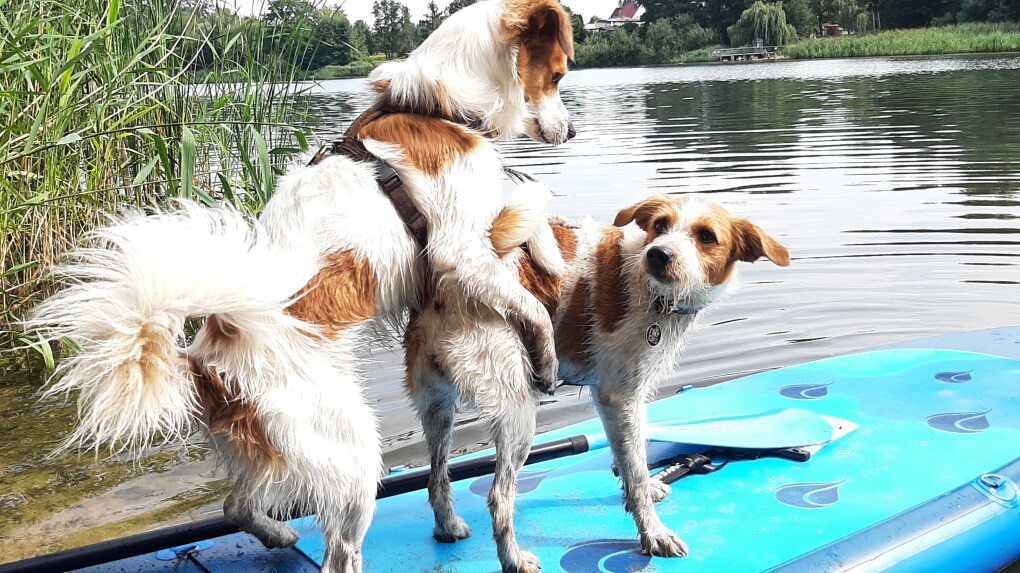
[3,54,1020,558]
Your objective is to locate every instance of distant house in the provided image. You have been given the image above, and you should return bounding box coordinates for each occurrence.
[584,1,645,33]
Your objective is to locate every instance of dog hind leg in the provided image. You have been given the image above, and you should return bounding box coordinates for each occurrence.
[414,376,472,542]
[223,471,299,549]
[486,400,539,573]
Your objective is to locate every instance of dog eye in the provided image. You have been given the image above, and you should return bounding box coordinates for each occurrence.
[654,219,668,235]
[698,229,717,244]
[551,72,563,85]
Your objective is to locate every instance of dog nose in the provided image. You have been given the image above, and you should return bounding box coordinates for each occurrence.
[566,123,576,140]
[647,247,671,275]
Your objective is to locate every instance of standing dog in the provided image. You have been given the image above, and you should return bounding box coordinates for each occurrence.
[405,193,790,570]
[28,1,575,572]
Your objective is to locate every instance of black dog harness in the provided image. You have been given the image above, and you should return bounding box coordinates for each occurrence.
[307,136,428,249]
[306,103,538,251]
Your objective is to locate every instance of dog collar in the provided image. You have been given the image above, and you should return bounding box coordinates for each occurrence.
[655,300,700,316]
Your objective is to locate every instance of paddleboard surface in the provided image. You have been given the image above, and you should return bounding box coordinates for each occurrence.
[12,327,1019,573]
[291,346,1020,572]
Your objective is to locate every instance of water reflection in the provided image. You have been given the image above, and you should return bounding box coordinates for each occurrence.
[4,55,1020,556]
[286,54,1020,463]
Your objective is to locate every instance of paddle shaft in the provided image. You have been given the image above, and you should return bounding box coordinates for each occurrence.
[0,435,591,573]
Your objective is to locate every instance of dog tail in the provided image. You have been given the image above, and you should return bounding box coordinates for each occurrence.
[491,182,566,275]
[26,201,318,452]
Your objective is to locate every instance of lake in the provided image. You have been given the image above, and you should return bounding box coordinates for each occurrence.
[3,54,1020,560]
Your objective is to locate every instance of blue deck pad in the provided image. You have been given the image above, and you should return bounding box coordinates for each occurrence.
[293,349,1020,572]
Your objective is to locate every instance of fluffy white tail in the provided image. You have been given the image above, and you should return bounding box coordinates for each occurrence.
[26,201,318,452]
[490,182,566,275]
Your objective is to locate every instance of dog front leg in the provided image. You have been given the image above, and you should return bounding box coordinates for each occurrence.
[428,238,559,393]
[596,380,688,558]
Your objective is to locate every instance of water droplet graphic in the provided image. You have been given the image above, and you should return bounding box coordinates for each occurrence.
[560,539,650,573]
[779,383,832,400]
[469,468,555,496]
[926,411,990,434]
[775,480,845,509]
[934,371,972,383]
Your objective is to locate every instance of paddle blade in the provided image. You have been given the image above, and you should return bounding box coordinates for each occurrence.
[645,408,837,449]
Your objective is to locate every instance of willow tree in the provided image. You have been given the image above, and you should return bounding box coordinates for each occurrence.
[728,1,798,47]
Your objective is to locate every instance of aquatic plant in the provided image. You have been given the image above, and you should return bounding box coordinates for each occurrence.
[0,0,314,374]
[783,22,1020,58]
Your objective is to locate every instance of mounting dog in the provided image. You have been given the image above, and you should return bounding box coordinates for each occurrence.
[405,193,790,570]
[28,1,575,572]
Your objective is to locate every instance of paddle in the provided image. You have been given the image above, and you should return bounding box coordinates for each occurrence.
[380,407,835,496]
[0,407,837,573]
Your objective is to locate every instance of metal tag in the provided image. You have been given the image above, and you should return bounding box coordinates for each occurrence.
[647,323,662,347]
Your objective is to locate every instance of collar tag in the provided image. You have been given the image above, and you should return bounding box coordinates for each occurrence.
[647,323,662,347]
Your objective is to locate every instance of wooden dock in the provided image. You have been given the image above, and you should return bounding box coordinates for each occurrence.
[712,44,782,61]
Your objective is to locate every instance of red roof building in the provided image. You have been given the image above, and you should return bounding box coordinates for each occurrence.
[585,1,645,32]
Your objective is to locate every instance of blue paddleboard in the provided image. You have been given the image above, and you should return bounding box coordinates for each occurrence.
[293,347,1020,572]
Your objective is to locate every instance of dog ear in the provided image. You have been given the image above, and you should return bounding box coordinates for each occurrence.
[502,0,575,61]
[613,196,675,230]
[733,220,790,266]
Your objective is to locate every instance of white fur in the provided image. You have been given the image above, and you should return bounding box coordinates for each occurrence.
[410,196,789,566]
[28,1,577,571]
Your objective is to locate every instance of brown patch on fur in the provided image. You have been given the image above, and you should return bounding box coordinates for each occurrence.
[490,206,535,257]
[285,250,378,339]
[693,205,791,286]
[593,227,628,333]
[501,0,575,60]
[204,314,237,343]
[359,113,481,177]
[370,79,390,92]
[614,195,679,245]
[555,277,592,370]
[503,0,573,105]
[551,222,577,262]
[518,254,562,315]
[403,312,423,392]
[190,358,285,468]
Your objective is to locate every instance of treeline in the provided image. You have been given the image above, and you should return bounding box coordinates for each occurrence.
[573,0,1020,67]
[175,0,1020,77]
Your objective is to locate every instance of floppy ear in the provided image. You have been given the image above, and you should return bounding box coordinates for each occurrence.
[733,220,790,266]
[502,0,575,61]
[613,196,673,229]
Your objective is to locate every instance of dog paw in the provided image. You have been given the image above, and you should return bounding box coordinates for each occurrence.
[255,523,300,549]
[501,550,541,573]
[649,479,671,503]
[433,516,471,543]
[640,528,688,558]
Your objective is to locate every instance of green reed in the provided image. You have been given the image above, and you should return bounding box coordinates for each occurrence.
[783,22,1020,59]
[0,0,315,377]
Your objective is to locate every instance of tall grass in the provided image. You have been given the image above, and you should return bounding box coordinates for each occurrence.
[784,22,1020,59]
[0,0,313,377]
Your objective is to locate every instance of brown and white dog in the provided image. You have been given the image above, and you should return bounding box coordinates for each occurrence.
[405,193,790,570]
[28,2,574,572]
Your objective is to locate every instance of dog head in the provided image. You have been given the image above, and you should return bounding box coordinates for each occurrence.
[502,0,576,145]
[614,196,790,313]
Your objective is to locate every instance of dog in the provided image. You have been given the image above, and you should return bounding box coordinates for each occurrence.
[405,192,790,570]
[27,2,575,572]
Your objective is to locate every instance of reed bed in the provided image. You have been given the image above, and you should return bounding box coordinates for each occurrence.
[0,0,314,377]
[784,22,1020,59]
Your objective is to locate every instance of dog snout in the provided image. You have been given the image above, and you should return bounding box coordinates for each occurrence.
[647,247,671,276]
[566,123,576,140]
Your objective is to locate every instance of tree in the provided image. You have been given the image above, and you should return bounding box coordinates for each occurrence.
[373,0,416,58]
[310,8,354,68]
[783,0,818,36]
[728,1,797,46]
[353,19,375,55]
[418,1,445,39]
[445,0,478,16]
[264,0,314,25]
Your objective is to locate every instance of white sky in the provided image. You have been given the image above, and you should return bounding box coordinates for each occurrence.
[222,0,620,26]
